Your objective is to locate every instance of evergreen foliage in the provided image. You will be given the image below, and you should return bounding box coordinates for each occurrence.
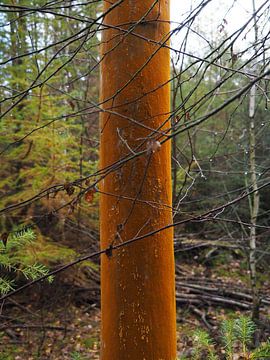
[0,228,53,295]
[180,316,270,360]
[0,0,100,290]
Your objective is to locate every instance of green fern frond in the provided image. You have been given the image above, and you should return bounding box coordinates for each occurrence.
[221,318,235,359]
[11,228,36,246]
[21,263,50,281]
[193,329,217,359]
[47,275,54,284]
[234,316,256,353]
[207,352,219,360]
[0,277,15,295]
[70,351,86,360]
[251,341,270,359]
[0,229,54,295]
[194,329,214,347]
[0,228,36,252]
[0,254,13,270]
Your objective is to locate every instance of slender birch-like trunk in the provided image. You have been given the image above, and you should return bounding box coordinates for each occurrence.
[248,0,260,322]
[249,85,260,321]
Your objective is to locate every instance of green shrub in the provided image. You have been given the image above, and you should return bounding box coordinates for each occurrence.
[179,316,270,360]
[0,228,54,295]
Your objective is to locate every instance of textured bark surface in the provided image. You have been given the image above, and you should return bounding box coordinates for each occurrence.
[100,1,176,359]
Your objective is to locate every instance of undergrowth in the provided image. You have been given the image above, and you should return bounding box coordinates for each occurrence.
[0,228,75,295]
[179,316,270,359]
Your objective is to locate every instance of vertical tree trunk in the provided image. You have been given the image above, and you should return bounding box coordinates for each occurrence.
[248,0,260,323]
[248,85,260,321]
[100,1,176,359]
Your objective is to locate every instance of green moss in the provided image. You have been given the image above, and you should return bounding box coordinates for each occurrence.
[0,346,20,360]
[83,337,98,349]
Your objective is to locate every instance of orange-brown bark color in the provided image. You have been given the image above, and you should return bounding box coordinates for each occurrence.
[100,1,176,359]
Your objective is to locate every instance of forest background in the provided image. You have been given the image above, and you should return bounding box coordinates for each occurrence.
[0,0,270,359]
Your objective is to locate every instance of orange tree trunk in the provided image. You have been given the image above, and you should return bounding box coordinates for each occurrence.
[100,1,176,359]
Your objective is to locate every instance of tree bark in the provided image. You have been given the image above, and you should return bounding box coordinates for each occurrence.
[248,85,260,321]
[100,1,176,359]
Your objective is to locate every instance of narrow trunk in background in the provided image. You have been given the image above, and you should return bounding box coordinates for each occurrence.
[100,1,176,359]
[248,86,260,321]
[248,0,260,322]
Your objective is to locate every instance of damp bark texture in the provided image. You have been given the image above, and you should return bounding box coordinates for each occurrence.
[100,0,176,359]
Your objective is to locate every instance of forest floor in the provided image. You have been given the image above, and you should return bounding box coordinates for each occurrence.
[1,256,270,359]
